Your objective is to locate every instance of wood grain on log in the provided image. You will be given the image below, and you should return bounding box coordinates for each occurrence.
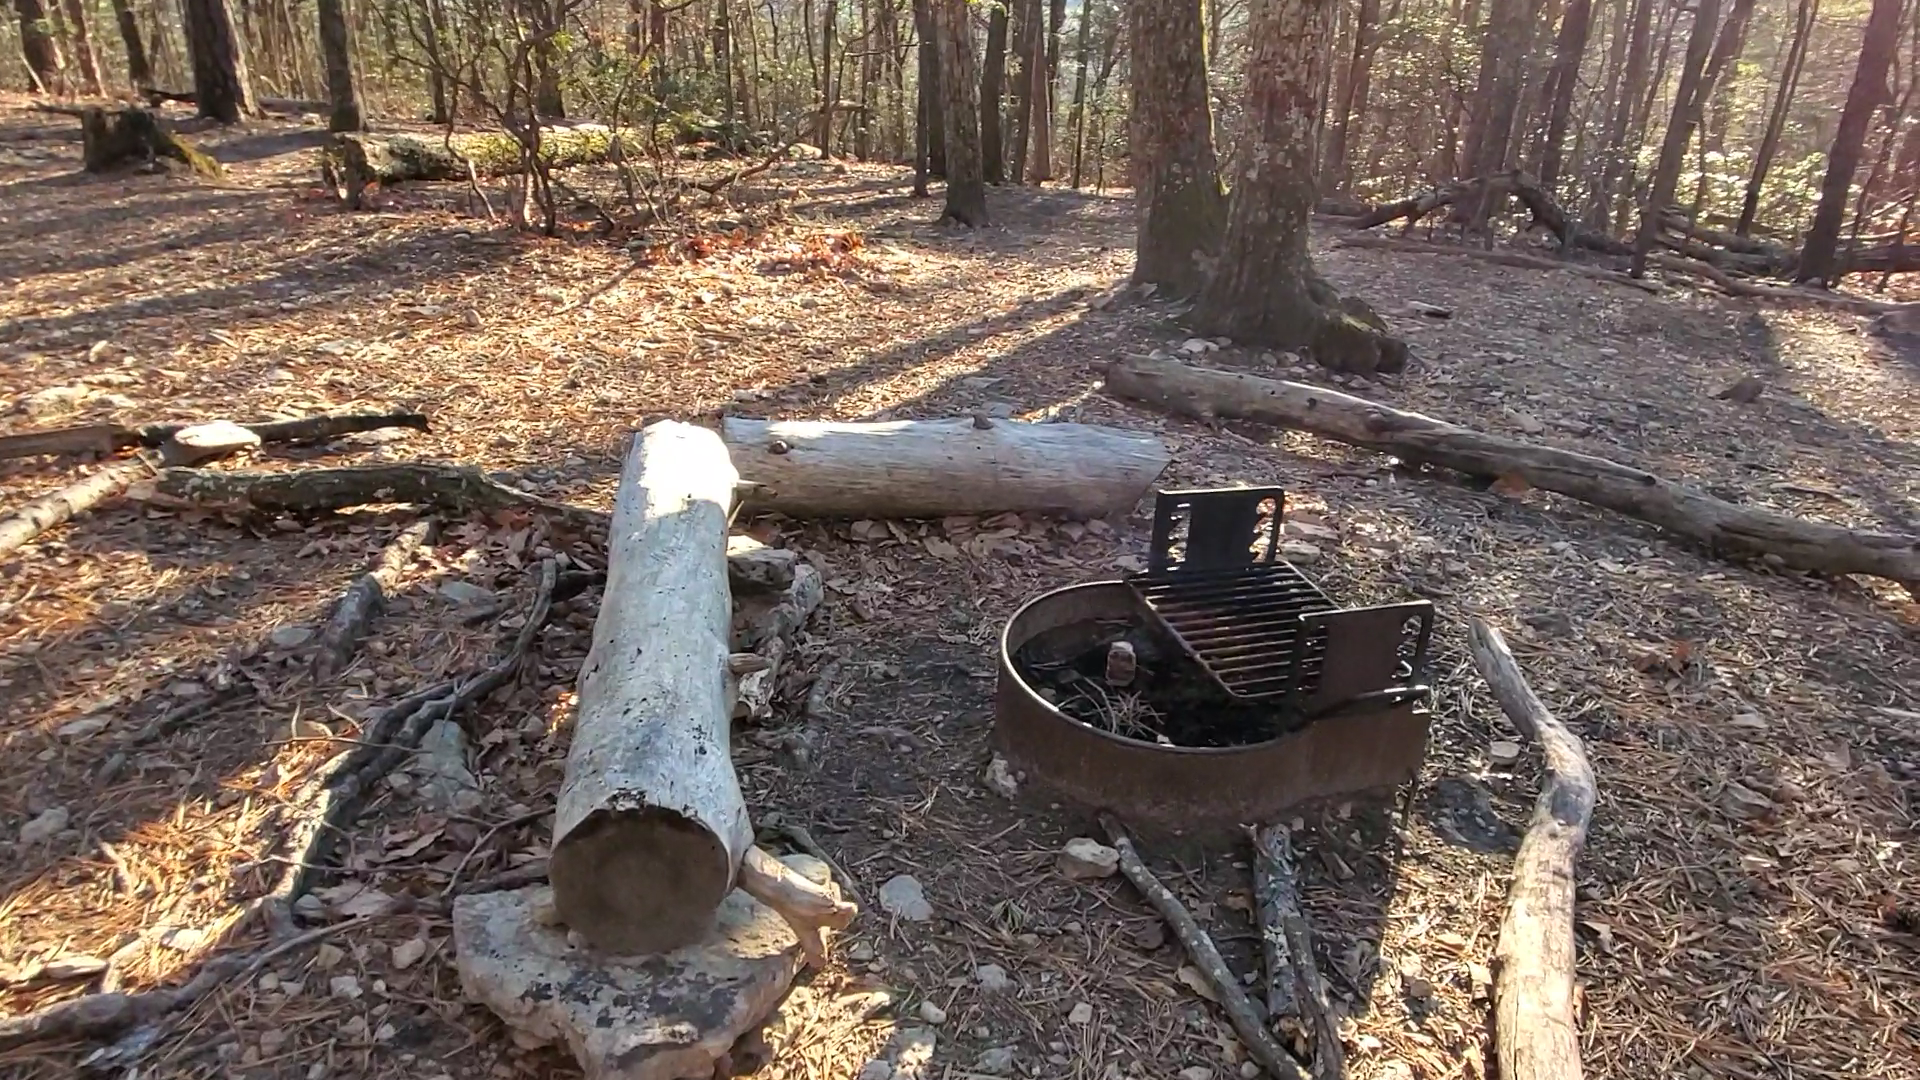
[722,417,1170,520]
[1468,619,1594,1080]
[549,421,750,954]
[0,459,152,559]
[1104,357,1920,588]
[735,845,858,966]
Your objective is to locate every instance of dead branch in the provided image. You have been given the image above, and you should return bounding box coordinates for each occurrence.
[1330,235,1662,294]
[1103,815,1311,1080]
[313,520,436,680]
[735,844,858,967]
[759,821,863,906]
[1647,255,1902,315]
[0,458,153,560]
[0,410,430,462]
[148,463,607,533]
[1248,824,1344,1080]
[692,142,796,195]
[1104,357,1920,590]
[1467,619,1594,1080]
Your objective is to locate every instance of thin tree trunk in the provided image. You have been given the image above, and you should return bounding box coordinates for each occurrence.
[1129,0,1225,296]
[933,0,985,223]
[1321,0,1379,194]
[1009,0,1034,181]
[1026,0,1051,181]
[981,2,1007,182]
[59,0,102,93]
[181,0,255,122]
[1797,0,1906,284]
[15,0,66,93]
[1466,0,1536,230]
[913,0,944,176]
[1589,0,1652,231]
[1629,0,1720,276]
[1736,0,1816,234]
[1537,0,1594,190]
[1068,0,1092,188]
[317,0,362,131]
[816,0,836,153]
[107,0,151,87]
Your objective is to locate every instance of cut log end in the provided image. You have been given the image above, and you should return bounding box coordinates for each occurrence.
[548,809,739,955]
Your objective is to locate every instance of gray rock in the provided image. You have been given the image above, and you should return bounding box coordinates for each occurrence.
[974,963,1012,992]
[982,754,1020,799]
[878,875,934,922]
[1178,1067,1213,1080]
[1056,838,1120,880]
[269,624,314,649]
[19,806,69,845]
[437,580,496,605]
[1279,541,1323,565]
[891,1027,938,1079]
[18,385,85,418]
[453,858,832,1080]
[411,720,480,812]
[974,1047,1017,1075]
[917,1000,947,1025]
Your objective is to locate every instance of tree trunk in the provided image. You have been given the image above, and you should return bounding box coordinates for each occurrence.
[721,417,1171,519]
[1188,0,1405,375]
[316,0,361,132]
[1589,0,1653,231]
[1536,0,1594,190]
[1067,0,1093,188]
[15,0,65,94]
[1465,0,1536,229]
[1008,0,1034,181]
[1128,0,1225,297]
[981,2,1007,182]
[1026,0,1052,181]
[1628,0,1720,276]
[815,0,836,152]
[60,0,102,94]
[1736,0,1816,235]
[913,0,944,176]
[1105,356,1920,588]
[549,422,750,956]
[181,0,254,122]
[1795,0,1905,285]
[933,0,985,224]
[107,0,151,87]
[1320,0,1379,194]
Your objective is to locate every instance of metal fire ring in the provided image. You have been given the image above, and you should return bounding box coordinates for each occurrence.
[994,581,1431,830]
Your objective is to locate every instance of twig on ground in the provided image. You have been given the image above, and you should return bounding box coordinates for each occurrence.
[1102,815,1312,1080]
[0,457,154,559]
[441,806,553,898]
[1467,618,1595,1080]
[1248,823,1345,1080]
[762,821,862,907]
[312,519,436,680]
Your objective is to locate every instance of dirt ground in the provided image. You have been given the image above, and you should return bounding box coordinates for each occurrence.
[1,96,1916,1080]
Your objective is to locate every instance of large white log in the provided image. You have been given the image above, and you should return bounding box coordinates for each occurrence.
[549,421,750,954]
[721,416,1171,519]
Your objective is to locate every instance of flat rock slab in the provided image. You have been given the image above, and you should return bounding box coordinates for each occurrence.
[454,855,833,1080]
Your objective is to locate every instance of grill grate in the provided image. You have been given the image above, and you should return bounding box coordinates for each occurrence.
[1126,488,1433,713]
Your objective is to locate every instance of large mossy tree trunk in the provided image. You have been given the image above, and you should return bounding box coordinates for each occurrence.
[1128,0,1225,297]
[181,0,254,123]
[1188,0,1405,375]
[14,0,66,94]
[933,0,988,225]
[316,0,363,133]
[107,0,152,88]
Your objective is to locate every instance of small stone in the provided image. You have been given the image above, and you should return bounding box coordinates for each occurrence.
[878,875,934,921]
[1240,1063,1262,1079]
[436,580,495,605]
[1067,1002,1093,1025]
[1128,921,1167,951]
[1279,540,1322,564]
[20,807,69,844]
[847,941,876,962]
[1179,1067,1214,1080]
[856,1061,893,1080]
[983,754,1020,799]
[56,715,110,739]
[893,1027,938,1079]
[269,625,314,649]
[1179,338,1214,354]
[918,1000,948,1025]
[1057,838,1120,880]
[1404,974,1434,999]
[329,975,363,999]
[1488,740,1523,766]
[374,1023,397,1043]
[1714,375,1765,403]
[293,894,327,922]
[391,937,428,971]
[1284,520,1340,542]
[974,963,1012,992]
[410,720,480,811]
[974,1047,1017,1075]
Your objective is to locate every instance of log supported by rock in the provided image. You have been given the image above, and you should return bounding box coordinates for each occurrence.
[320,127,636,206]
[1104,357,1920,589]
[548,421,751,954]
[721,417,1170,520]
[80,106,222,177]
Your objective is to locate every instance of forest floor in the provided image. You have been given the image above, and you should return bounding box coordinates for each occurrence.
[1,96,1917,1080]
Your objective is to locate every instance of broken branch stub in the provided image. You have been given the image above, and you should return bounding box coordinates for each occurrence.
[549,421,751,954]
[721,416,1171,520]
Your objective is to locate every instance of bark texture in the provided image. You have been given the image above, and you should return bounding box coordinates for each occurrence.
[1127,0,1225,296]
[81,106,223,177]
[317,0,363,132]
[15,0,65,94]
[1796,0,1905,284]
[1629,0,1720,276]
[981,3,1008,183]
[1536,0,1594,189]
[180,0,254,123]
[1188,0,1405,375]
[933,0,987,224]
[107,0,152,87]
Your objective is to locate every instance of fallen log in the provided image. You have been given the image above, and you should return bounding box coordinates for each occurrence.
[1104,357,1920,589]
[320,127,638,206]
[549,421,750,954]
[1330,235,1662,295]
[80,106,222,178]
[1103,816,1310,1080]
[1648,255,1903,315]
[722,416,1171,520]
[0,410,429,462]
[146,463,607,533]
[1248,824,1344,1080]
[312,520,435,680]
[0,459,152,559]
[1467,619,1594,1080]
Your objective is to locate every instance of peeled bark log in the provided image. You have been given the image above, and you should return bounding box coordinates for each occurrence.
[0,459,152,559]
[1104,357,1920,589]
[319,128,639,207]
[721,416,1170,519]
[1467,619,1594,1080]
[549,421,750,955]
